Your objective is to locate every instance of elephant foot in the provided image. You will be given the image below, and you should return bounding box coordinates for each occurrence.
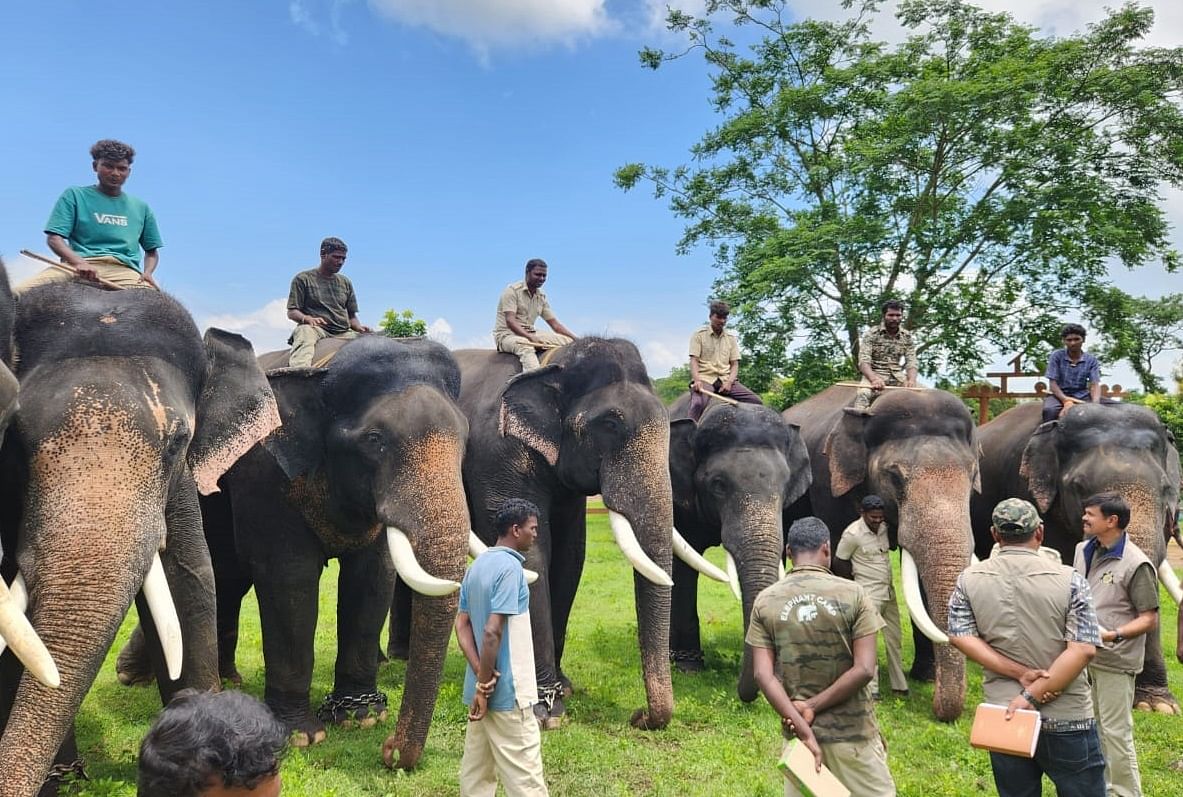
[629,707,671,730]
[317,690,390,729]
[670,649,706,673]
[268,694,327,747]
[1133,685,1181,715]
[386,638,409,661]
[219,660,243,686]
[558,672,575,699]
[534,681,566,731]
[114,636,155,687]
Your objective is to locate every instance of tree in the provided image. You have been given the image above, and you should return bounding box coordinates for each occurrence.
[379,309,427,338]
[652,364,693,404]
[617,0,1183,389]
[1084,287,1183,393]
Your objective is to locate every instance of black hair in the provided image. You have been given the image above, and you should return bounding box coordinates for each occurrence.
[881,299,904,315]
[1061,323,1087,340]
[90,139,135,164]
[708,300,730,318]
[137,690,286,797]
[860,495,886,512]
[320,236,347,255]
[525,258,548,272]
[786,517,830,557]
[1083,492,1130,530]
[495,498,541,538]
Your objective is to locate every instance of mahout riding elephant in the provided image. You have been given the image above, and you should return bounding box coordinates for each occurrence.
[392,337,719,731]
[667,396,811,701]
[177,335,470,769]
[969,401,1183,714]
[0,282,280,797]
[783,385,980,722]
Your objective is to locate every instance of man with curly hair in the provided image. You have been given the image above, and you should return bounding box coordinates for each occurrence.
[17,139,163,293]
[138,689,286,797]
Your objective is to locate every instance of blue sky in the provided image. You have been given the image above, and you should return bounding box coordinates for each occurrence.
[2,0,1180,385]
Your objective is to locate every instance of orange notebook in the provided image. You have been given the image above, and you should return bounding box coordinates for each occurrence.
[777,738,851,797]
[969,703,1041,758]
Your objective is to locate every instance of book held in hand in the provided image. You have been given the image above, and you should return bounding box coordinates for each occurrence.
[969,702,1041,758]
[777,737,851,797]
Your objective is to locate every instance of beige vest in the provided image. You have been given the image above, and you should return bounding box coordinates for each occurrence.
[1073,536,1152,674]
[961,548,1093,721]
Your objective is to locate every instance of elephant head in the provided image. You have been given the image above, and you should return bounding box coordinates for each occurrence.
[669,402,811,701]
[824,389,979,721]
[263,335,470,769]
[0,284,279,795]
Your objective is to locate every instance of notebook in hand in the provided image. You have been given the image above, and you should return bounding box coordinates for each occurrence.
[969,703,1041,758]
[777,738,851,797]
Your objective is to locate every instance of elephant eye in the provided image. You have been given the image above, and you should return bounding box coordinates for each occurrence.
[365,430,384,446]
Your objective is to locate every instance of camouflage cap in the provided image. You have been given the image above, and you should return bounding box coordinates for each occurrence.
[991,498,1041,536]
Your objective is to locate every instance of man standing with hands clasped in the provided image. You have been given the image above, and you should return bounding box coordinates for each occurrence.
[453,499,548,797]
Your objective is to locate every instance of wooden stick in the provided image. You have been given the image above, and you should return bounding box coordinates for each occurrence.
[834,381,928,392]
[20,249,130,292]
[702,389,740,406]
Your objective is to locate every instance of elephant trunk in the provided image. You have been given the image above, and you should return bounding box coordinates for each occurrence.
[722,495,784,703]
[897,469,973,723]
[602,418,674,730]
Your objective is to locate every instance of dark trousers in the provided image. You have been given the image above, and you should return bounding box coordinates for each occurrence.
[1041,396,1114,423]
[688,379,762,421]
[989,726,1106,797]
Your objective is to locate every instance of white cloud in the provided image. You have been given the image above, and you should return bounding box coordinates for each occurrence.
[289,0,352,45]
[367,0,612,52]
[201,298,293,356]
[641,338,683,375]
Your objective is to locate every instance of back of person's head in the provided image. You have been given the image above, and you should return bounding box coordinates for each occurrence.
[787,517,830,558]
[708,299,730,318]
[138,689,286,797]
[1060,323,1086,339]
[1083,491,1130,529]
[494,498,540,538]
[991,498,1041,543]
[860,495,886,512]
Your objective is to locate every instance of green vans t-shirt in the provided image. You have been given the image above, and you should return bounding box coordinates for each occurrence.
[44,186,163,271]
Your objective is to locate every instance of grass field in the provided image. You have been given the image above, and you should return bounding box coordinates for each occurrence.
[66,513,1182,796]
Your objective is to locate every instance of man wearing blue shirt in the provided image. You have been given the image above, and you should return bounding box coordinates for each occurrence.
[455,499,549,796]
[1042,324,1102,422]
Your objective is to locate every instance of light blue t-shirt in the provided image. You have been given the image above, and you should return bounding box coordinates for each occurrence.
[459,546,538,711]
[44,185,163,271]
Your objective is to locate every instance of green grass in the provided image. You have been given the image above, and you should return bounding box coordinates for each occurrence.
[67,516,1183,796]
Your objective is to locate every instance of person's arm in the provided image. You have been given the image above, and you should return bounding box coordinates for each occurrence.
[904,337,919,388]
[1006,641,1095,717]
[546,318,576,339]
[721,359,739,393]
[752,645,823,771]
[287,307,327,327]
[140,249,160,288]
[1046,352,1068,403]
[469,612,507,721]
[46,233,96,280]
[349,314,373,334]
[1100,609,1158,645]
[857,332,885,390]
[505,311,538,342]
[949,635,1048,685]
[689,355,703,393]
[1088,356,1102,402]
[798,633,876,716]
[454,611,481,674]
[833,529,857,579]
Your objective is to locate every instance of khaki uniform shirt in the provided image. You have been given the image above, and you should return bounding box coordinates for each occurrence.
[1073,534,1158,674]
[746,564,884,743]
[688,324,740,381]
[493,280,555,343]
[835,518,893,603]
[287,269,359,335]
[858,323,918,382]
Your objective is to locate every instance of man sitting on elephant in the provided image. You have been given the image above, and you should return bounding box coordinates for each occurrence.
[493,258,577,372]
[852,300,917,412]
[1042,323,1104,423]
[687,300,762,421]
[286,237,372,367]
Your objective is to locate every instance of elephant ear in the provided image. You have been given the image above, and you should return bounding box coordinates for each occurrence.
[823,408,867,498]
[669,419,697,513]
[1019,422,1059,513]
[258,367,329,481]
[499,364,563,466]
[782,422,813,507]
[189,329,282,495]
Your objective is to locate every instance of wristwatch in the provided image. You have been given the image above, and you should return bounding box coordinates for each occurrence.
[1112,631,1125,643]
[1020,688,1041,706]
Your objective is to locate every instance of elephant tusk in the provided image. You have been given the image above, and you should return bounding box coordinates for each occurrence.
[900,548,949,645]
[779,559,787,581]
[143,553,184,681]
[0,574,61,689]
[970,554,980,566]
[387,527,462,596]
[606,510,673,587]
[0,573,29,658]
[672,528,728,583]
[468,530,539,585]
[1158,560,1183,606]
[723,552,743,602]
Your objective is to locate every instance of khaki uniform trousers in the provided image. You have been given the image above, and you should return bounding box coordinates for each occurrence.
[497,332,572,372]
[784,736,895,797]
[871,590,908,695]
[1090,667,1143,797]
[288,325,359,367]
[459,706,549,797]
[14,256,153,295]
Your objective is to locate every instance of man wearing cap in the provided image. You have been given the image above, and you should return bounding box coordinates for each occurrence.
[834,495,908,700]
[748,517,895,797]
[286,237,372,367]
[1073,492,1158,797]
[493,259,577,372]
[948,498,1106,797]
[687,300,763,422]
[852,300,918,412]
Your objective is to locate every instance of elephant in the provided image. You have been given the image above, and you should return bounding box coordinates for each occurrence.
[969,400,1183,714]
[783,385,980,722]
[0,282,280,797]
[193,334,471,770]
[667,395,812,702]
[389,337,719,731]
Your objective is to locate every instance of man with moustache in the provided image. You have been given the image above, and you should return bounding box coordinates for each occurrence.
[852,300,918,411]
[493,258,577,372]
[286,236,372,367]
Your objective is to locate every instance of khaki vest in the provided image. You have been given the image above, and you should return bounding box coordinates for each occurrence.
[961,548,1093,722]
[1073,536,1152,674]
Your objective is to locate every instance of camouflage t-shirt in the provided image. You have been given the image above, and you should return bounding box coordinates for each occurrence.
[746,564,884,743]
[857,323,918,381]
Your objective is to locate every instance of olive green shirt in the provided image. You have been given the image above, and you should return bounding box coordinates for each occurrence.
[858,323,918,381]
[688,324,740,381]
[287,269,358,335]
[746,564,884,743]
[493,280,556,343]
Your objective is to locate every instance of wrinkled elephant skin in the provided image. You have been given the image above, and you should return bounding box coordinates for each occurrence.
[971,401,1181,714]
[0,283,279,797]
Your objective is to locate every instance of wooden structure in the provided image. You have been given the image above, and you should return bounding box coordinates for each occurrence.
[962,353,1127,426]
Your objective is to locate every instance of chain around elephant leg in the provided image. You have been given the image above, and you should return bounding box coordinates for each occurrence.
[533,681,566,730]
[317,690,390,728]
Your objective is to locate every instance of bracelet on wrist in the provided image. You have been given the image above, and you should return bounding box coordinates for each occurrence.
[1020,688,1040,706]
